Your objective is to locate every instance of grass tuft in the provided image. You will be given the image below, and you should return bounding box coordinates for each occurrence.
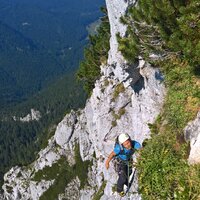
[137,57,200,200]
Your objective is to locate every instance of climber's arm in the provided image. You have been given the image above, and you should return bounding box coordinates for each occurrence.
[105,151,116,169]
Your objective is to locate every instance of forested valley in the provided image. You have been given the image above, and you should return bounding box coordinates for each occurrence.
[0,0,105,188]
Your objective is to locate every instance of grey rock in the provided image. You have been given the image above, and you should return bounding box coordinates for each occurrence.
[2,0,166,200]
[184,111,200,164]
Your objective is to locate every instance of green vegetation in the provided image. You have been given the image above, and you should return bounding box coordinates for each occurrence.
[112,108,126,120]
[0,20,67,108]
[137,58,200,199]
[0,73,87,189]
[118,0,200,66]
[93,181,107,200]
[111,107,126,127]
[36,157,75,200]
[111,120,117,127]
[112,110,121,120]
[118,108,126,117]
[159,58,200,130]
[117,0,200,199]
[77,7,110,95]
[33,157,71,182]
[33,143,92,199]
[0,0,104,188]
[112,184,117,193]
[0,0,104,108]
[137,131,200,199]
[104,79,110,87]
[74,143,93,189]
[112,83,125,100]
[5,185,13,194]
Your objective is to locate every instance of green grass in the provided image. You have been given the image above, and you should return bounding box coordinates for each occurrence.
[104,79,110,87]
[116,1,200,198]
[138,129,200,200]
[112,83,125,101]
[111,108,126,128]
[137,57,200,200]
[33,157,75,200]
[160,58,199,130]
[93,181,107,200]
[33,157,69,182]
[118,108,126,117]
[111,120,117,127]
[74,143,93,189]
[112,108,126,120]
[39,160,74,200]
[32,142,93,199]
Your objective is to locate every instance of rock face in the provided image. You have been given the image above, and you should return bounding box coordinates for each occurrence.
[2,0,166,200]
[20,109,41,122]
[2,166,53,200]
[13,109,41,122]
[58,177,81,200]
[184,111,200,164]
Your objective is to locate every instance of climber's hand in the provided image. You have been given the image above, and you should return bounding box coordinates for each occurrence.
[105,151,115,170]
[105,159,110,169]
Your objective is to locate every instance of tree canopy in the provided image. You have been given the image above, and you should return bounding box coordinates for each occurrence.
[77,7,110,95]
[118,0,200,68]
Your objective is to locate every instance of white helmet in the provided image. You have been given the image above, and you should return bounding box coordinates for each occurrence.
[118,133,130,144]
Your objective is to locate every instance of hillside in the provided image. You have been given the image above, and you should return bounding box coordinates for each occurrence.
[0,0,104,108]
[0,0,105,191]
[0,21,63,108]
[1,0,200,200]
[0,72,87,189]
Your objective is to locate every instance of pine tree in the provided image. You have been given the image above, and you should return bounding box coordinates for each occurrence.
[77,8,110,95]
[118,0,200,67]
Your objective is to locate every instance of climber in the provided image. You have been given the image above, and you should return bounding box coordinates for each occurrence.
[105,133,141,197]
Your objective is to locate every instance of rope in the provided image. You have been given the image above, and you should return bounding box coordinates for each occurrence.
[105,160,138,200]
[127,160,130,199]
[126,161,137,199]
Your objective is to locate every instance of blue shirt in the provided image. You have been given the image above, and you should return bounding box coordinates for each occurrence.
[114,140,141,161]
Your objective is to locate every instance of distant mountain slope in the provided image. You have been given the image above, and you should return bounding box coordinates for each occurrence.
[0,0,104,58]
[0,72,87,188]
[0,0,104,189]
[0,0,104,108]
[0,21,63,108]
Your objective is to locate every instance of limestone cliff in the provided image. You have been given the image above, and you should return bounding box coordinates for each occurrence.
[184,111,200,165]
[2,0,199,200]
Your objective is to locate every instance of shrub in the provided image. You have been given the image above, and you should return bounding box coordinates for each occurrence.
[77,7,110,95]
[111,120,117,127]
[113,83,125,100]
[118,108,126,117]
[33,142,93,199]
[137,57,200,199]
[118,1,200,199]
[93,181,107,200]
[74,143,93,189]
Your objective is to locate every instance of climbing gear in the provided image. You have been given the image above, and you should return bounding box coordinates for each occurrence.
[127,160,130,199]
[114,158,133,197]
[118,191,125,197]
[113,157,121,173]
[125,167,137,194]
[118,133,130,144]
[112,136,141,198]
[113,157,133,173]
